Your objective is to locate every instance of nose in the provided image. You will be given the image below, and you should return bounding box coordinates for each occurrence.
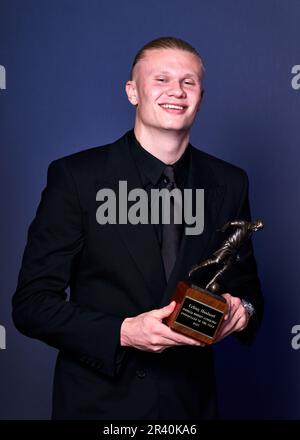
[166,80,186,98]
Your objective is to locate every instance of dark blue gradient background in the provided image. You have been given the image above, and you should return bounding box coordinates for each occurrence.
[0,0,299,419]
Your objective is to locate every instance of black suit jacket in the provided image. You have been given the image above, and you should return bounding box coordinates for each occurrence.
[12,130,263,420]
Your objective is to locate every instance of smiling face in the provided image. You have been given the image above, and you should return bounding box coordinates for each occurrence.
[126,48,204,135]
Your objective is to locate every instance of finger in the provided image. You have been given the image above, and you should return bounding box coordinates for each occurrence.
[224,296,241,322]
[152,335,204,348]
[161,337,205,347]
[215,305,240,340]
[151,301,177,320]
[151,320,204,346]
[161,326,205,346]
[227,301,249,330]
[221,315,246,337]
[214,319,229,342]
[170,333,204,346]
[220,308,241,335]
[221,293,232,321]
[234,312,249,332]
[217,307,248,340]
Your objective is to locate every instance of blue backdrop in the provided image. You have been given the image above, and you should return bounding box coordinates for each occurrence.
[1,0,299,419]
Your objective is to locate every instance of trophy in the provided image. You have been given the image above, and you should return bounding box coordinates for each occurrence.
[164,219,264,344]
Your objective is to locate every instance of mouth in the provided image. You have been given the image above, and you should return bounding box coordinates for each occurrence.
[158,103,187,114]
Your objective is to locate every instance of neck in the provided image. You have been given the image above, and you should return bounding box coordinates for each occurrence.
[134,125,190,165]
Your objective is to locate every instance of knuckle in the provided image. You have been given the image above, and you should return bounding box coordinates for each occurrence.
[236,298,242,307]
[150,335,159,346]
[232,297,239,306]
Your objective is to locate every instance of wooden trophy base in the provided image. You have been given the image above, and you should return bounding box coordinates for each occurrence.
[163,280,228,345]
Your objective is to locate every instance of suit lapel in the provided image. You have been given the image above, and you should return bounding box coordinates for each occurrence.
[97,132,166,304]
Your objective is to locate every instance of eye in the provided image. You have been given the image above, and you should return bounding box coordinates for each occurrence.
[184,80,195,85]
[156,78,166,82]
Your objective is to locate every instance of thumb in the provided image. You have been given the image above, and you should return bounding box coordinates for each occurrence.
[151,301,176,320]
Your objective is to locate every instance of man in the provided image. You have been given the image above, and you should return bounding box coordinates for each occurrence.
[12,37,263,420]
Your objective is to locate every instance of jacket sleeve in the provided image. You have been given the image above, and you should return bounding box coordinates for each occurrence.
[12,158,126,377]
[223,171,264,344]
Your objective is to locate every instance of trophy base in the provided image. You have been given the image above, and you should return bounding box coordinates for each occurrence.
[163,280,228,345]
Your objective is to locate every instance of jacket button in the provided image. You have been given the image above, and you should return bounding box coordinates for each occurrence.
[136,369,146,379]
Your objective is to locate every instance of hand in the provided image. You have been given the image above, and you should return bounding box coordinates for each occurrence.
[214,293,250,343]
[120,301,205,353]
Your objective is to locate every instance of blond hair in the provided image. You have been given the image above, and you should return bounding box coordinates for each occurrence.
[131,36,204,79]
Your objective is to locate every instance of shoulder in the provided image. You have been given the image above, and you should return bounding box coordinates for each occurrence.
[190,145,248,187]
[47,132,127,179]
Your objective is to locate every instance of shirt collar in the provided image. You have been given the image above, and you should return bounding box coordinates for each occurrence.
[129,130,190,189]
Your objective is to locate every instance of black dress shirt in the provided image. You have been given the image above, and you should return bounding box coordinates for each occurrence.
[128,130,191,247]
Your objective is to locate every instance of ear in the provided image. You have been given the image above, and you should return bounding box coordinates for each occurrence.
[125,80,138,106]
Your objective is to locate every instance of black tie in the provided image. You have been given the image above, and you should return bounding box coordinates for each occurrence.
[161,165,182,281]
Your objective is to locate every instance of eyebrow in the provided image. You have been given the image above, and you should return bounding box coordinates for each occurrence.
[153,70,200,80]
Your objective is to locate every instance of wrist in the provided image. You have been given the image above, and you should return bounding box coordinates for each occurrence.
[120,317,133,347]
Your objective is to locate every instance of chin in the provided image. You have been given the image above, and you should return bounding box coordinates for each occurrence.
[159,118,194,132]
[160,123,191,132]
